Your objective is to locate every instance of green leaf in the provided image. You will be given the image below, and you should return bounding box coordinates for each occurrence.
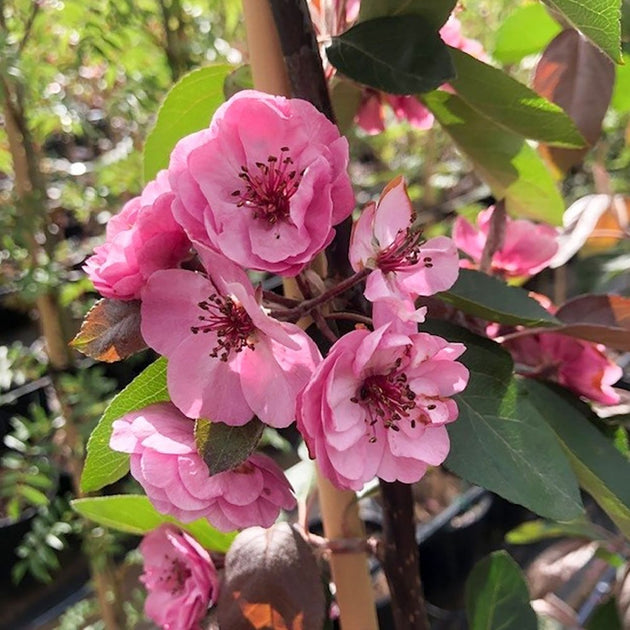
[425,321,583,521]
[358,0,457,28]
[72,495,235,552]
[543,0,622,62]
[81,358,169,493]
[17,484,49,506]
[449,48,585,148]
[438,269,561,327]
[493,3,561,64]
[327,16,454,95]
[465,551,537,630]
[612,53,630,113]
[506,519,607,544]
[143,64,232,182]
[522,379,630,538]
[422,90,564,224]
[194,417,264,475]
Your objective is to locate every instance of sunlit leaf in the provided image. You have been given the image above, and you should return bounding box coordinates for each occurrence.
[81,358,169,493]
[72,494,235,552]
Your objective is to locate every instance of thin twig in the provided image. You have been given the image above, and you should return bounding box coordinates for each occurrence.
[479,199,507,275]
[17,1,40,55]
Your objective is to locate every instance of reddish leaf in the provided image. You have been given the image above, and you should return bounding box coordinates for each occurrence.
[217,523,326,630]
[534,29,614,174]
[555,294,630,350]
[71,299,147,362]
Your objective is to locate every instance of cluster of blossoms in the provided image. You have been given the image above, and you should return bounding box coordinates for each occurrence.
[84,89,468,529]
[451,206,621,404]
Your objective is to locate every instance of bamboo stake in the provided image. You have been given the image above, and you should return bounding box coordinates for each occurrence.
[242,2,378,628]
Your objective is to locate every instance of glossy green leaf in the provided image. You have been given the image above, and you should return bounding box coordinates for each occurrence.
[72,495,235,552]
[449,48,585,148]
[327,16,454,95]
[422,91,564,224]
[466,551,537,630]
[438,269,561,327]
[506,519,606,544]
[522,380,630,538]
[143,64,231,182]
[194,417,264,476]
[358,0,456,28]
[493,3,562,63]
[612,53,630,113]
[81,358,169,493]
[543,0,622,62]
[425,321,583,521]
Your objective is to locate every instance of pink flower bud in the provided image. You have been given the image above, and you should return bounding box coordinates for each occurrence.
[84,170,190,300]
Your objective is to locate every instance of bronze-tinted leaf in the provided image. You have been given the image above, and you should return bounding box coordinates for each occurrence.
[70,298,146,362]
[555,294,630,350]
[194,416,264,475]
[217,523,326,630]
[533,29,615,174]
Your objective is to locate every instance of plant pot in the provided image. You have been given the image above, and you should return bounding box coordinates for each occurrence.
[0,379,50,452]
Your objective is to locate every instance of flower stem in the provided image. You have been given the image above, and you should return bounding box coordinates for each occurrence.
[270,267,370,321]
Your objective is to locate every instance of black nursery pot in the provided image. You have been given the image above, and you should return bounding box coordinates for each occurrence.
[0,379,50,451]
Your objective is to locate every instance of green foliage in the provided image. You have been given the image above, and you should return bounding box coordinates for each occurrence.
[493,3,561,63]
[422,91,565,224]
[523,380,630,538]
[543,0,623,62]
[358,0,457,27]
[195,416,265,475]
[424,321,584,521]
[13,497,77,585]
[506,519,607,544]
[449,48,585,148]
[327,16,455,95]
[72,494,236,552]
[81,358,169,493]
[143,64,232,181]
[465,551,537,630]
[438,269,560,327]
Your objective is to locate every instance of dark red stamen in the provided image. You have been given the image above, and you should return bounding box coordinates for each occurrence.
[376,227,429,273]
[191,293,256,361]
[351,358,420,442]
[231,146,304,225]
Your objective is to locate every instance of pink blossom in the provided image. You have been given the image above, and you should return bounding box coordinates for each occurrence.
[170,90,354,276]
[452,206,559,278]
[84,170,191,300]
[440,15,487,60]
[140,245,320,427]
[140,524,218,630]
[349,177,460,304]
[110,403,297,529]
[503,333,621,405]
[296,325,469,490]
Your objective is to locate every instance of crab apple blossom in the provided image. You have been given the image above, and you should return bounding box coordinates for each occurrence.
[139,524,218,630]
[83,170,190,300]
[140,245,320,427]
[503,333,622,405]
[349,177,459,304]
[169,89,354,276]
[296,325,469,490]
[452,206,559,279]
[110,403,296,529]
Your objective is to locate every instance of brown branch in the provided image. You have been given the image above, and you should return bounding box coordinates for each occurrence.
[17,1,40,55]
[479,199,507,275]
[380,480,430,630]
